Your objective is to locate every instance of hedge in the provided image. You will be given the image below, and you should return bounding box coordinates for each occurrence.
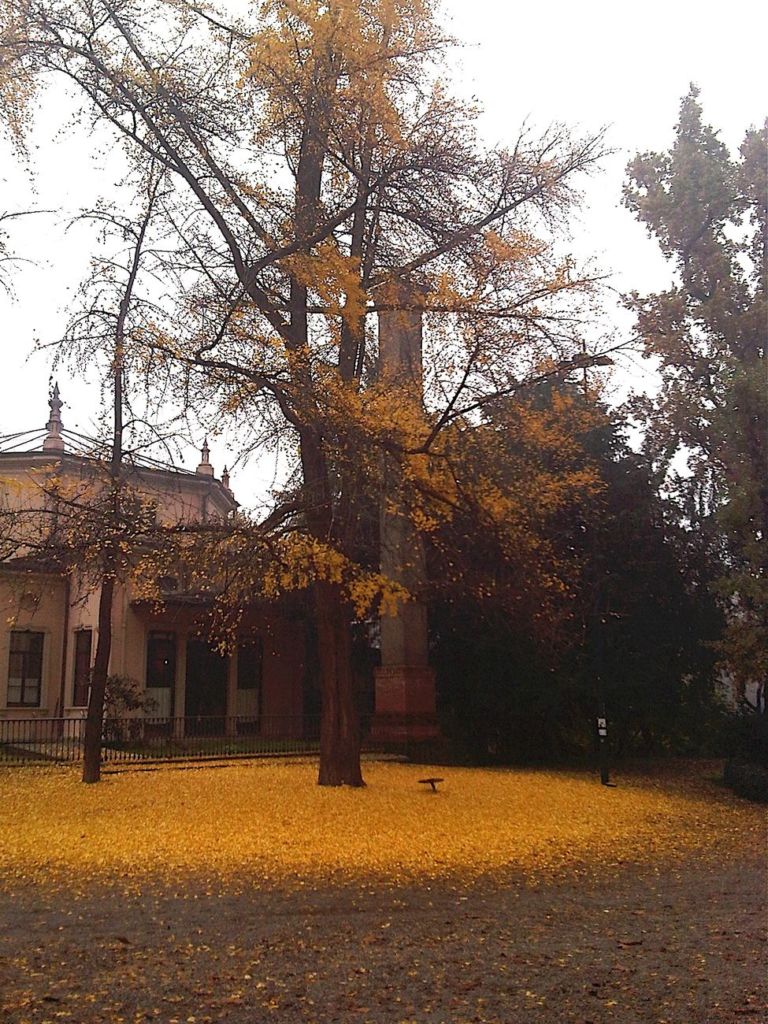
[723,759,768,804]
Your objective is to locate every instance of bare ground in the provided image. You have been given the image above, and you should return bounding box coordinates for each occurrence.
[1,851,765,1023]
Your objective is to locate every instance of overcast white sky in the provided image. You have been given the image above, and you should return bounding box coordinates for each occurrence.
[1,0,765,507]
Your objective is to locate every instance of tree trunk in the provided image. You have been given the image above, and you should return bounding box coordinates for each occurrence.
[81,198,134,782]
[296,427,364,786]
[81,575,115,783]
[315,581,363,787]
[287,54,364,786]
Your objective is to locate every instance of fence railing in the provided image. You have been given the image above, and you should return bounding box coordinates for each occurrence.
[0,714,325,765]
[0,717,85,764]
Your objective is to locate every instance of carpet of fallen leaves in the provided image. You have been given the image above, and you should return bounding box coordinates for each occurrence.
[1,761,766,1024]
[0,758,763,889]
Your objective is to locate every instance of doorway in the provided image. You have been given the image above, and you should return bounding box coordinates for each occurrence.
[185,639,228,732]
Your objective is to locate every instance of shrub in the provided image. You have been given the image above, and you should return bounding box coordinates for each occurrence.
[725,711,768,768]
[723,759,768,804]
[722,711,768,802]
[104,674,157,719]
[103,675,157,744]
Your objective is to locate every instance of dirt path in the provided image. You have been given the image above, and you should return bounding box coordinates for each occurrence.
[1,853,765,1023]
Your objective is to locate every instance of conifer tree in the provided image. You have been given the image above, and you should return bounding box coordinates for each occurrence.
[624,88,767,704]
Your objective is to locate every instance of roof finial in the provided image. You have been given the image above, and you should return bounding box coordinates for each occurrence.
[221,465,231,491]
[196,437,214,477]
[43,382,65,452]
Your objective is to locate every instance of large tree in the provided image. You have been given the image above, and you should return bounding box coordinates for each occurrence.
[2,0,611,784]
[624,87,767,705]
[432,384,724,762]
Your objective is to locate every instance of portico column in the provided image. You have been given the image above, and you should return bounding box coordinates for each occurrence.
[174,630,187,737]
[226,648,238,736]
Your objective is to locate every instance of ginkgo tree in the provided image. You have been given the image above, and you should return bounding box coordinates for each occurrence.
[0,168,177,782]
[1,0,614,785]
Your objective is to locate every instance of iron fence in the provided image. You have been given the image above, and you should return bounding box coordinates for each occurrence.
[0,714,324,765]
[0,717,85,764]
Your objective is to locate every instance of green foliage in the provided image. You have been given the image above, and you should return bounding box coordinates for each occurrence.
[723,760,768,804]
[724,711,768,770]
[102,674,158,746]
[583,438,726,757]
[104,674,157,719]
[431,385,726,763]
[624,87,767,692]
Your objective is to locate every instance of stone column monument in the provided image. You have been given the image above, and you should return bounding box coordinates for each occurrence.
[371,288,439,742]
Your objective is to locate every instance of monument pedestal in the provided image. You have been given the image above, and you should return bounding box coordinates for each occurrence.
[373,295,440,746]
[371,665,439,742]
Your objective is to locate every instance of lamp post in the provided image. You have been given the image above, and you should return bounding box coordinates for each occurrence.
[594,605,610,786]
[584,497,612,788]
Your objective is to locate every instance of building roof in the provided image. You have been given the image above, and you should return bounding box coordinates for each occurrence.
[0,385,237,513]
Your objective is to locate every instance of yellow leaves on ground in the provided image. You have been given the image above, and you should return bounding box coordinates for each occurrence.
[0,761,762,890]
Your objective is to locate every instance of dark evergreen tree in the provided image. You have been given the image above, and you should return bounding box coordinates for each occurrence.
[624,87,767,705]
[430,386,725,763]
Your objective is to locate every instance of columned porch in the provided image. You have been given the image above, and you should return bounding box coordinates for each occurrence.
[129,598,306,740]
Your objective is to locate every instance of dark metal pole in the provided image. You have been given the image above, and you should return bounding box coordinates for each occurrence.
[594,593,611,786]
[597,710,609,785]
[584,496,613,787]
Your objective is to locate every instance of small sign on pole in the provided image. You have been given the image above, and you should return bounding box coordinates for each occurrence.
[596,716,610,785]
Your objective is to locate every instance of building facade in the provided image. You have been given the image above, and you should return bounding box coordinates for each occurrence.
[0,390,308,736]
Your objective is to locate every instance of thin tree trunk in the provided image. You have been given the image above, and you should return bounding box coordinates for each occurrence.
[81,380,121,783]
[81,378,121,783]
[338,139,372,381]
[82,575,115,783]
[81,183,155,782]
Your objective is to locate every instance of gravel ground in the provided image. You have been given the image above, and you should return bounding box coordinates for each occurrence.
[1,851,765,1023]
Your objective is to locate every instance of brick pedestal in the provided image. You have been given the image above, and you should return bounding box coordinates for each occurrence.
[371,665,439,742]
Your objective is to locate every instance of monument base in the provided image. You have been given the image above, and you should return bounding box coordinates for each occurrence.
[371,665,439,742]
[369,712,440,743]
